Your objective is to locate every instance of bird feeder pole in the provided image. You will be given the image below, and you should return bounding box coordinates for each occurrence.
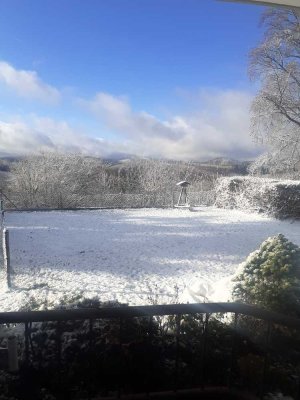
[175,181,190,207]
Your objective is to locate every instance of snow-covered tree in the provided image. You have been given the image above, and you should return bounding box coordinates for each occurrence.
[10,152,108,207]
[250,8,300,176]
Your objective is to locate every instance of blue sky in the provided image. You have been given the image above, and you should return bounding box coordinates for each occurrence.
[0,0,266,160]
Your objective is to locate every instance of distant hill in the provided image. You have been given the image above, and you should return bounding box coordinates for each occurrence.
[0,154,252,175]
[0,158,17,172]
[201,157,245,166]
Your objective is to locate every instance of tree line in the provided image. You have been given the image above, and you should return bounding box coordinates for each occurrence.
[1,153,223,208]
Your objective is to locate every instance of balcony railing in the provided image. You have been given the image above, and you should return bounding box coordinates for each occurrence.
[0,302,299,399]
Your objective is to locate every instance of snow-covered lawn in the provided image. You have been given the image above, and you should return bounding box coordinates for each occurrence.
[0,207,300,311]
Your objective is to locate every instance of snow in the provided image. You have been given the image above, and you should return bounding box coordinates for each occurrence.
[0,207,300,311]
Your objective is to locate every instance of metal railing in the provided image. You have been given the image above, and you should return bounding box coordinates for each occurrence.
[0,302,299,399]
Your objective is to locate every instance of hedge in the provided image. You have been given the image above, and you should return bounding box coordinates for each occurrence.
[215,176,300,218]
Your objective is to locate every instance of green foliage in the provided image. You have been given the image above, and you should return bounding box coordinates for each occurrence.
[232,234,300,316]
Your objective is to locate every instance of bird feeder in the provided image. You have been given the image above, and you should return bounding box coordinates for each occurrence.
[175,180,190,207]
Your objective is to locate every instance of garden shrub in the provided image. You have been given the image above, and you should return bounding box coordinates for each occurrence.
[215,176,300,218]
[232,234,300,316]
[231,235,300,398]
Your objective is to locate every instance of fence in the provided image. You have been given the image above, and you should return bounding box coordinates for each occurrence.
[0,190,216,210]
[0,302,299,399]
[80,191,216,209]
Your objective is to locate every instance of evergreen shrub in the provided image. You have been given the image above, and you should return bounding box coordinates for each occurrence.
[232,234,300,316]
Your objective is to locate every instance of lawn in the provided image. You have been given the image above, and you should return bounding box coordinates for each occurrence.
[0,207,299,311]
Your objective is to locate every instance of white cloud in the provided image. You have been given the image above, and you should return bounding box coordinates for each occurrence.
[80,89,263,160]
[0,61,61,104]
[0,120,54,156]
[0,87,263,161]
[0,117,123,158]
[79,92,182,141]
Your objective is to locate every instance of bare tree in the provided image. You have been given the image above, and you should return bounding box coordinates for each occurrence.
[8,153,218,208]
[9,152,109,208]
[250,8,300,175]
[119,159,207,194]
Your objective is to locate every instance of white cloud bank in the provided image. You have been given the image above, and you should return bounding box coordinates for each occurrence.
[0,86,262,160]
[0,61,60,104]
[80,89,262,160]
[0,117,125,158]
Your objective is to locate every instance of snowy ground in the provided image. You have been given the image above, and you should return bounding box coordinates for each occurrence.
[0,207,300,311]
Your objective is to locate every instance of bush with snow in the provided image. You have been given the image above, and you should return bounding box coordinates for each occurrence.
[215,176,300,218]
[232,234,300,316]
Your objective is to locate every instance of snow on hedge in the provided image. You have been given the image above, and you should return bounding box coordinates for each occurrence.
[215,176,300,218]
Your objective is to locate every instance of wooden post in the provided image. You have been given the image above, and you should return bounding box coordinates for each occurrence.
[0,198,3,229]
[142,193,145,208]
[3,228,11,288]
[8,336,18,372]
[177,188,183,206]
